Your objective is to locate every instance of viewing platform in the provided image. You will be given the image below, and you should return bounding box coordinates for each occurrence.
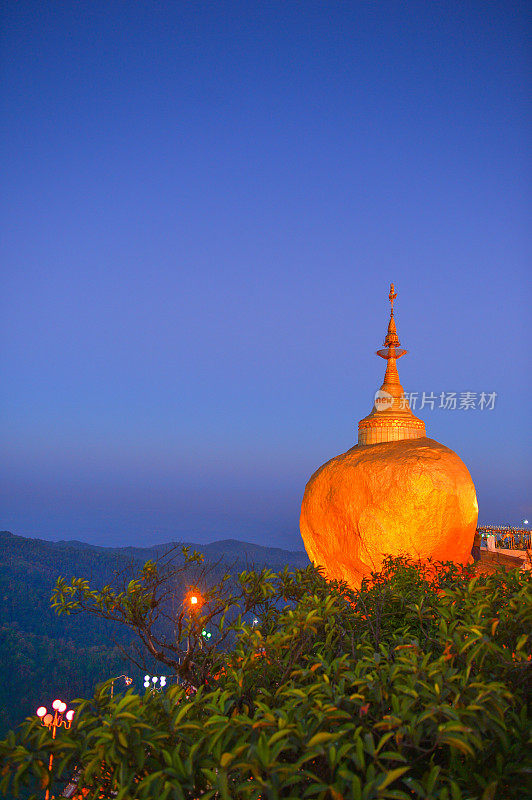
[477,525,531,571]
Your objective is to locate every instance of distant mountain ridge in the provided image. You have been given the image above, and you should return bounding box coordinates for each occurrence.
[1,530,309,568]
[0,530,308,737]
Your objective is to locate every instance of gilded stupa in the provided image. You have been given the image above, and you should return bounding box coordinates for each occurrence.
[300,284,478,588]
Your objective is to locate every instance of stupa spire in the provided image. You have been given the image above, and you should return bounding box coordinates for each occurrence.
[376,283,408,391]
[357,283,426,445]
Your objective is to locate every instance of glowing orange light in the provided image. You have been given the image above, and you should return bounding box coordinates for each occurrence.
[187,591,202,609]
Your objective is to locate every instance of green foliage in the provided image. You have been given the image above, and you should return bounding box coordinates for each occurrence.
[1,556,530,799]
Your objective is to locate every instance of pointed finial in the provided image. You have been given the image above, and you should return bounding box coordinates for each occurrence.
[388,283,397,313]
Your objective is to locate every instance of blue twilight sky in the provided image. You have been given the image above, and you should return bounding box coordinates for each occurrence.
[1,1,530,549]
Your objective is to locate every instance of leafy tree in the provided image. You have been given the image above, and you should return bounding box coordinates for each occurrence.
[0,531,307,738]
[49,545,317,687]
[0,554,530,799]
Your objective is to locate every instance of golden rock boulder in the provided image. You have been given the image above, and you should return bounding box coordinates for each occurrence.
[300,436,478,588]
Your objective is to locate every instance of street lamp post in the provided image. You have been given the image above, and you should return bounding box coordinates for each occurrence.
[143,674,167,691]
[110,674,133,698]
[36,699,75,800]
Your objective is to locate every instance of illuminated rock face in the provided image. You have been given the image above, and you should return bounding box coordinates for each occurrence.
[300,284,478,588]
[300,437,478,587]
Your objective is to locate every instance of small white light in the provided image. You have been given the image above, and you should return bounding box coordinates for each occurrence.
[152,676,158,683]
[66,710,75,721]
[144,675,150,681]
[144,681,150,688]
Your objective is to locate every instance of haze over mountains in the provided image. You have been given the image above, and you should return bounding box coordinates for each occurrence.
[50,535,309,568]
[0,530,308,735]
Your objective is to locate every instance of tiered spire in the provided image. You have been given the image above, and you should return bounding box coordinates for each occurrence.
[357,283,426,445]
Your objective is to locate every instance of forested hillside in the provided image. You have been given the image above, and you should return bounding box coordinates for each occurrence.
[0,531,307,735]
